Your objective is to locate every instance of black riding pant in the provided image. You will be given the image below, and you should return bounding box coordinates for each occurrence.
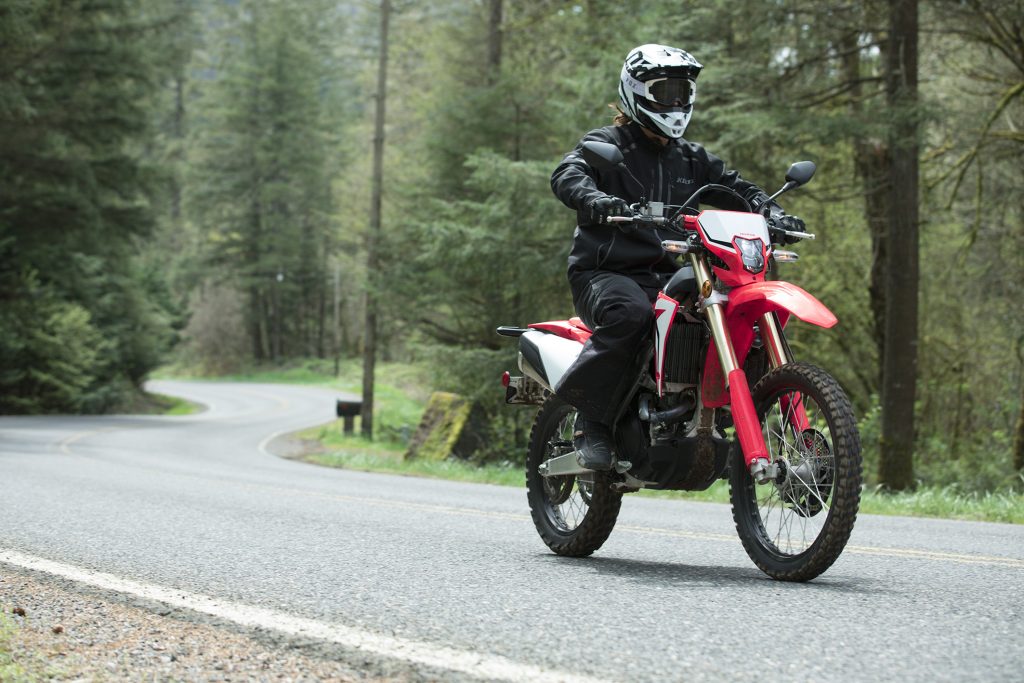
[555,271,658,425]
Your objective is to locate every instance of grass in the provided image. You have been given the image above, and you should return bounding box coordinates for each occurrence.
[113,387,202,416]
[295,434,1024,524]
[147,392,202,416]
[298,421,522,486]
[0,612,49,683]
[157,357,429,440]
[158,358,1024,525]
[857,483,1024,523]
[643,481,1024,524]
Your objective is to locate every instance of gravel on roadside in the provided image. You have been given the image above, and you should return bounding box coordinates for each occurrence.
[0,567,408,682]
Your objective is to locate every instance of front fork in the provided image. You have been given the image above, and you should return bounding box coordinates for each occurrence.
[690,254,796,483]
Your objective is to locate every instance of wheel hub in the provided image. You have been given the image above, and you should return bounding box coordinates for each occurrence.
[543,437,575,504]
[776,429,833,517]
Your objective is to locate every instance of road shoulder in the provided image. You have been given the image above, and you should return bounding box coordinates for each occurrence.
[0,564,410,682]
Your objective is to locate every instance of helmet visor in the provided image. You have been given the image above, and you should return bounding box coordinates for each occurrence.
[645,77,696,109]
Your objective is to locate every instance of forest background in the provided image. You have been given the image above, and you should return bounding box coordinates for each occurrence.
[1,0,1021,493]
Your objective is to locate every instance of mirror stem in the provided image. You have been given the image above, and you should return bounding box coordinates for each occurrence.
[764,181,798,207]
[617,163,647,198]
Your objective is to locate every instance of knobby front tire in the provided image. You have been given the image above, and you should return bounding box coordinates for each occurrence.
[525,396,622,557]
[729,362,862,581]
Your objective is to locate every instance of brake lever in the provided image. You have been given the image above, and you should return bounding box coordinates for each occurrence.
[784,229,815,240]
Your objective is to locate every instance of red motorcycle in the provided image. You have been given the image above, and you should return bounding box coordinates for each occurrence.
[498,142,861,581]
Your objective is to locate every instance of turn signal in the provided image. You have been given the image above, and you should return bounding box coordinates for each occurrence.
[772,249,800,263]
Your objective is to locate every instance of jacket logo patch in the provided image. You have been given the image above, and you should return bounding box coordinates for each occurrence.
[672,177,695,185]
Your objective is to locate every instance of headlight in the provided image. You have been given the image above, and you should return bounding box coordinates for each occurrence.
[735,237,764,273]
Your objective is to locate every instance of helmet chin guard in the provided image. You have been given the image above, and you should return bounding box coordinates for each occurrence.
[619,44,702,139]
[634,103,692,139]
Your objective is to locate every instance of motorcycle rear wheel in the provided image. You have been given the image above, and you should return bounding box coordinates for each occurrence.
[729,362,861,581]
[526,396,622,557]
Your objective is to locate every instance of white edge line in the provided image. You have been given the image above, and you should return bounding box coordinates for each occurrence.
[0,548,607,683]
[257,428,289,457]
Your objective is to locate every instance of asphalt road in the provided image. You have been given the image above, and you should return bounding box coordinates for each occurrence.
[1,381,1022,682]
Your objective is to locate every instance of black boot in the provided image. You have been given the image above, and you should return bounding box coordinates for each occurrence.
[574,419,614,471]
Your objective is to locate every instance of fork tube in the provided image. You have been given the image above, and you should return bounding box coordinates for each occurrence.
[690,254,768,466]
[759,312,789,369]
[758,313,810,434]
[689,255,739,377]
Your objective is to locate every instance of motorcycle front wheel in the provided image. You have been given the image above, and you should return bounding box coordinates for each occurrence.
[730,362,862,581]
[526,396,622,557]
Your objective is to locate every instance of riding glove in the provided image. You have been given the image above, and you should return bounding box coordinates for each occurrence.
[767,213,805,244]
[587,195,630,224]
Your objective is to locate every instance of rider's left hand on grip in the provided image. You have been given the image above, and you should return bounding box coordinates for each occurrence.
[768,214,806,244]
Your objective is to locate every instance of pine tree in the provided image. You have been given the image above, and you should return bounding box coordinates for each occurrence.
[0,0,175,412]
[186,0,336,363]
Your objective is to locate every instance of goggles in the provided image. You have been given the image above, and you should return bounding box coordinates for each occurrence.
[643,77,697,109]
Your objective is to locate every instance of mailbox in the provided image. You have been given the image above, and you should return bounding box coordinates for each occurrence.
[335,399,362,435]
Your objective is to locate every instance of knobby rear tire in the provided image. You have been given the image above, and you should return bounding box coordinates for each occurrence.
[525,396,622,557]
[729,362,861,581]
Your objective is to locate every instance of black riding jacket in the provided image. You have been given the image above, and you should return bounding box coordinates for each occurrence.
[551,122,774,288]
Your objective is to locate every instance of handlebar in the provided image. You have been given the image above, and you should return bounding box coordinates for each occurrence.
[607,207,816,243]
[779,229,815,240]
[605,215,667,226]
[769,225,817,242]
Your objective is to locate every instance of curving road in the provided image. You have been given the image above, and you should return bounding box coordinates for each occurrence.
[1,381,1022,682]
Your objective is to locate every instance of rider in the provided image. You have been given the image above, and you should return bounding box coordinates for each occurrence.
[550,43,804,471]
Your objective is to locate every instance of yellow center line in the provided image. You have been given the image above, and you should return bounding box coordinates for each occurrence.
[234,481,1024,570]
[843,544,1024,568]
[56,428,117,455]
[38,405,1024,573]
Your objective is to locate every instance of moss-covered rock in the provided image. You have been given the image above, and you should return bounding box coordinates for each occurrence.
[405,391,484,461]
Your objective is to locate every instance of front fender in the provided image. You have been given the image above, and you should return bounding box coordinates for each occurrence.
[727,280,837,329]
[701,281,837,408]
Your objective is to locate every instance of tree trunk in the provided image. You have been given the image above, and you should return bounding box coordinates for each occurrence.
[251,285,264,361]
[361,0,391,440]
[841,32,890,388]
[272,273,283,361]
[333,259,341,376]
[317,241,327,359]
[486,0,502,83]
[878,0,919,490]
[1015,347,1024,472]
[171,75,185,222]
[1014,381,1024,473]
[258,288,270,362]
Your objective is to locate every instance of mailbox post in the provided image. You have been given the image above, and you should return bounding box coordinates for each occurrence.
[335,399,362,435]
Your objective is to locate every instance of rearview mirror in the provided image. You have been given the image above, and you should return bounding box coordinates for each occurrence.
[581,141,624,170]
[785,160,816,186]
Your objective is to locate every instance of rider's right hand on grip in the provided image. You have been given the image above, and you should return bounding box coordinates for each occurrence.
[587,195,631,225]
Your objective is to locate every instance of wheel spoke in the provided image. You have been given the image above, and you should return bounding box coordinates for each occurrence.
[730,364,861,580]
[752,389,838,556]
[540,408,591,532]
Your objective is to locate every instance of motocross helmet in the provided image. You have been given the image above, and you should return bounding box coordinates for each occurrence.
[618,44,703,139]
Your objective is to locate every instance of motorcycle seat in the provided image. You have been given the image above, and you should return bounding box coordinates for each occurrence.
[527,317,593,343]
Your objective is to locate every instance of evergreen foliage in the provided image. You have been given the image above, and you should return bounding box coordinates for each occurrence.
[2,0,1021,492]
[186,0,341,364]
[0,0,177,413]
